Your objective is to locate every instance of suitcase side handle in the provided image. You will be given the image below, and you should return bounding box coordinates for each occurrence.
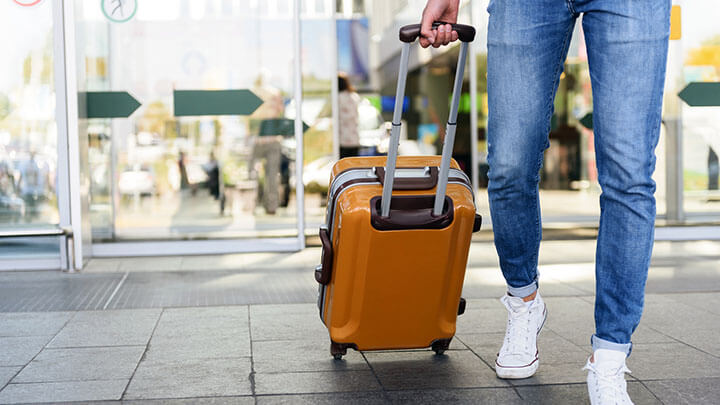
[375,166,438,190]
[316,226,333,285]
[399,21,476,43]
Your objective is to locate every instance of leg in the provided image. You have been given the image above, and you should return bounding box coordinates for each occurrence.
[487,0,576,296]
[487,0,575,379]
[579,0,670,354]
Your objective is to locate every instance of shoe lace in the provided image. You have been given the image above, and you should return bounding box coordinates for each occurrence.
[500,296,535,356]
[583,360,632,403]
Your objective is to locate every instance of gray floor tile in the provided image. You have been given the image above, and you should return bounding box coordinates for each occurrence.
[0,336,52,366]
[455,306,508,335]
[458,329,589,366]
[665,292,720,315]
[508,362,588,386]
[144,333,251,361]
[628,342,720,380]
[153,306,249,338]
[0,312,73,337]
[643,377,720,405]
[254,370,381,395]
[122,396,255,404]
[13,346,145,383]
[365,350,507,390]
[253,339,368,373]
[124,358,252,399]
[542,297,595,347]
[250,304,327,341]
[641,298,720,356]
[386,387,523,404]
[256,391,388,404]
[0,366,21,388]
[514,381,660,405]
[0,379,127,403]
[118,257,184,272]
[48,309,161,348]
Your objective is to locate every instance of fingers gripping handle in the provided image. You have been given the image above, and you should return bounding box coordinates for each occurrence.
[399,21,476,43]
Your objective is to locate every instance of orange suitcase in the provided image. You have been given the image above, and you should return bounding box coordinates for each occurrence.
[315,22,481,359]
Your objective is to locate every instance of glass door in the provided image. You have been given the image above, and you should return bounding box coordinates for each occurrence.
[74,0,306,254]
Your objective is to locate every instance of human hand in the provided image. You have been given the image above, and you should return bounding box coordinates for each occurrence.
[419,0,459,48]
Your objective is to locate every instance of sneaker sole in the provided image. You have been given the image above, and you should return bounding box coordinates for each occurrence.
[495,358,539,379]
[495,305,548,380]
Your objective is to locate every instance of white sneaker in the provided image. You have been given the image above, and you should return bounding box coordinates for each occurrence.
[584,349,634,405]
[495,293,547,379]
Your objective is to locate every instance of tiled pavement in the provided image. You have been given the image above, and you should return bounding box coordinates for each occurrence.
[0,240,719,404]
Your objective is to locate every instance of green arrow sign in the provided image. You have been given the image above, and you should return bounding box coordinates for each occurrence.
[678,82,720,106]
[580,112,593,130]
[83,91,141,119]
[174,90,263,116]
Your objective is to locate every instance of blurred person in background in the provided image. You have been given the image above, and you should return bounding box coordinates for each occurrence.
[421,1,670,404]
[338,73,361,159]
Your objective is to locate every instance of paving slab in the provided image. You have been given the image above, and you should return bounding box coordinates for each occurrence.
[0,336,52,366]
[144,333,251,361]
[250,304,327,341]
[0,379,127,404]
[386,387,523,404]
[0,312,73,337]
[458,329,590,366]
[123,357,252,399]
[514,381,660,405]
[48,309,161,348]
[508,362,589,386]
[13,346,145,383]
[253,339,368,373]
[455,305,508,335]
[254,370,381,395]
[541,297,595,347]
[256,391,387,404]
[628,342,720,380]
[0,366,20,389]
[364,350,507,390]
[641,296,720,356]
[152,306,249,338]
[643,377,720,405]
[122,396,255,404]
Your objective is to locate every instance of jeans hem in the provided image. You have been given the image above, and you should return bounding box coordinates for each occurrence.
[591,334,632,357]
[507,278,538,298]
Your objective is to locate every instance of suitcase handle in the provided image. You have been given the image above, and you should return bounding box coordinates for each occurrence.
[399,21,476,43]
[380,23,473,217]
[316,226,333,285]
[375,166,438,190]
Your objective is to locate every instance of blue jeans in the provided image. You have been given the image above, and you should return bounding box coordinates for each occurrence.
[486,0,670,355]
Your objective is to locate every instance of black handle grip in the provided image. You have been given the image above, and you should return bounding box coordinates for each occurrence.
[399,21,475,43]
[316,227,333,285]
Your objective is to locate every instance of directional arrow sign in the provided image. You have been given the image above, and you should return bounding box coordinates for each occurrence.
[174,90,263,116]
[83,91,141,119]
[678,82,720,107]
[580,112,593,130]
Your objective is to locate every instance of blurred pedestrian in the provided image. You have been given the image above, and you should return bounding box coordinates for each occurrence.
[338,73,361,159]
[422,1,670,403]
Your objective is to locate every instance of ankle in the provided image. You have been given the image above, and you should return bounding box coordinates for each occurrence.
[522,291,537,302]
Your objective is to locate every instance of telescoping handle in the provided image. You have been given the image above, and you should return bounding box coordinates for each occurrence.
[380,22,475,217]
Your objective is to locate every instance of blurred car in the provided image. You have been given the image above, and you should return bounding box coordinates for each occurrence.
[118,164,156,196]
[303,156,335,195]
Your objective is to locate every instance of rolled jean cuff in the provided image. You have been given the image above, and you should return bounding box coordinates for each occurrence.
[591,334,632,357]
[507,277,538,298]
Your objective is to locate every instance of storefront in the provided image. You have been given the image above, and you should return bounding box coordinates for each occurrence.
[1,0,718,271]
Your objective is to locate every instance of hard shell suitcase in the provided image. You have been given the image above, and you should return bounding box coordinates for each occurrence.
[315,22,481,359]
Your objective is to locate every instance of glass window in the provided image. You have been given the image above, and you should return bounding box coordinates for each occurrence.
[76,0,302,241]
[0,1,59,230]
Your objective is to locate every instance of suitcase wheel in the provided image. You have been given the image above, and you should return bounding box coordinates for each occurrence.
[330,341,347,360]
[431,338,452,355]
